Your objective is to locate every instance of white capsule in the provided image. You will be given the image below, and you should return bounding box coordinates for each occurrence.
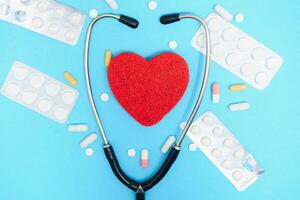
[141,149,149,168]
[214,5,233,21]
[80,133,98,148]
[161,135,176,154]
[68,124,88,132]
[105,0,119,10]
[228,102,250,112]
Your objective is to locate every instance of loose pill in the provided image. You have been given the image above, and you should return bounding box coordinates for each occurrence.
[63,71,77,86]
[141,149,149,168]
[189,143,197,152]
[68,124,88,132]
[214,5,233,21]
[229,83,246,91]
[179,122,186,130]
[168,40,177,49]
[85,148,94,156]
[148,1,157,10]
[100,92,109,102]
[235,13,244,23]
[105,0,119,10]
[161,135,176,153]
[105,50,112,67]
[128,148,136,157]
[212,82,220,103]
[80,133,98,148]
[228,102,250,111]
[89,9,98,18]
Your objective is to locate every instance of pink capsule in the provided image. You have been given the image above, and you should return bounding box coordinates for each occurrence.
[212,82,220,103]
[141,149,149,168]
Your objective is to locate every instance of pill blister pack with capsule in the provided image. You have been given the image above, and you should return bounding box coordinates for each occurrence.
[1,61,79,123]
[187,111,263,191]
[0,0,85,45]
[191,12,283,90]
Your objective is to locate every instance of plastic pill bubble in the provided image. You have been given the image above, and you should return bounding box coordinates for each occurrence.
[62,91,76,105]
[179,122,186,130]
[168,40,177,49]
[100,92,109,102]
[20,0,31,5]
[223,138,234,148]
[212,127,223,137]
[37,1,49,12]
[32,17,43,28]
[222,28,237,41]
[29,74,45,88]
[85,148,94,156]
[0,4,10,16]
[65,30,76,41]
[46,82,60,96]
[89,9,98,18]
[13,67,29,80]
[189,143,197,152]
[233,149,245,159]
[190,125,201,135]
[37,99,52,112]
[207,18,223,31]
[52,7,65,18]
[211,148,222,158]
[48,24,59,34]
[237,38,252,51]
[148,1,157,10]
[240,63,254,76]
[15,10,26,22]
[232,170,243,181]
[266,57,280,70]
[128,149,136,157]
[54,107,68,120]
[212,43,226,57]
[222,160,232,169]
[255,72,268,85]
[4,83,20,96]
[201,137,212,146]
[226,53,242,67]
[21,90,37,104]
[251,47,265,61]
[70,13,83,26]
[202,115,213,125]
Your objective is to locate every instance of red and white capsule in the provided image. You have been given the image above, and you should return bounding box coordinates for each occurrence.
[212,82,220,103]
[141,149,149,168]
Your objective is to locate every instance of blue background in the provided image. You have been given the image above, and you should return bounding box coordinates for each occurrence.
[0,0,299,199]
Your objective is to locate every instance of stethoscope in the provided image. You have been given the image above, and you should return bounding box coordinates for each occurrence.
[84,13,211,200]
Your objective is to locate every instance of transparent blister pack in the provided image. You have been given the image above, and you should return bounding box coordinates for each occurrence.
[1,61,79,123]
[187,111,264,191]
[191,13,283,90]
[0,0,85,45]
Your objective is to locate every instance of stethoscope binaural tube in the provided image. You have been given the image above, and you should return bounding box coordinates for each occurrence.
[84,13,211,200]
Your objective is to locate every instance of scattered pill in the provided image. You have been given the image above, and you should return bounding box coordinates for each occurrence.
[128,148,136,157]
[85,148,94,156]
[148,1,157,10]
[141,149,149,168]
[100,92,109,102]
[228,102,250,112]
[105,0,119,10]
[68,124,88,132]
[229,83,246,91]
[161,135,176,153]
[179,122,186,130]
[214,5,233,21]
[63,71,77,86]
[80,133,98,148]
[105,50,112,67]
[89,9,98,18]
[189,143,197,152]
[212,82,220,103]
[235,13,244,23]
[168,40,177,49]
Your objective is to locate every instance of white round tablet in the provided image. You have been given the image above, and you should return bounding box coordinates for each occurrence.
[201,137,211,147]
[222,28,237,41]
[212,127,223,137]
[62,90,76,105]
[37,99,52,112]
[189,143,197,152]
[190,125,201,135]
[255,72,268,85]
[4,83,20,97]
[45,82,60,96]
[21,90,37,104]
[233,149,244,159]
[100,92,109,102]
[240,63,255,77]
[211,148,222,158]
[48,23,59,34]
[89,9,98,18]
[54,107,68,121]
[179,122,186,130]
[29,74,45,88]
[148,1,157,10]
[70,13,83,25]
[235,13,244,23]
[127,148,136,157]
[212,43,226,57]
[168,40,177,49]
[32,17,43,29]
[223,138,234,148]
[266,57,281,70]
[85,148,94,156]
[13,67,29,80]
[232,170,243,181]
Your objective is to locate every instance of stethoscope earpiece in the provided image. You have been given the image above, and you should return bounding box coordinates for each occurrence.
[119,14,139,28]
[160,13,181,24]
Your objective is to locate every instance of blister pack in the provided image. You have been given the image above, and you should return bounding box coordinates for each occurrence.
[191,13,283,90]
[0,0,85,45]
[1,61,79,123]
[187,111,263,191]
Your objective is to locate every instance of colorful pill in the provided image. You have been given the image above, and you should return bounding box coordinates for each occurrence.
[212,82,220,103]
[105,50,112,67]
[229,83,246,91]
[80,133,98,148]
[63,71,77,86]
[161,135,176,154]
[228,102,250,111]
[68,124,88,132]
[141,149,149,168]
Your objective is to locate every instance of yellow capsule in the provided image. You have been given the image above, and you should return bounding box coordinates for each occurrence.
[63,71,77,86]
[105,50,112,67]
[229,84,246,91]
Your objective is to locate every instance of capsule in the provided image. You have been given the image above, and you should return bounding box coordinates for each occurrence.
[63,71,77,86]
[105,50,112,67]
[229,83,246,91]
[161,135,176,154]
[228,102,250,111]
[212,82,220,103]
[67,124,88,132]
[141,149,149,168]
[80,133,98,148]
